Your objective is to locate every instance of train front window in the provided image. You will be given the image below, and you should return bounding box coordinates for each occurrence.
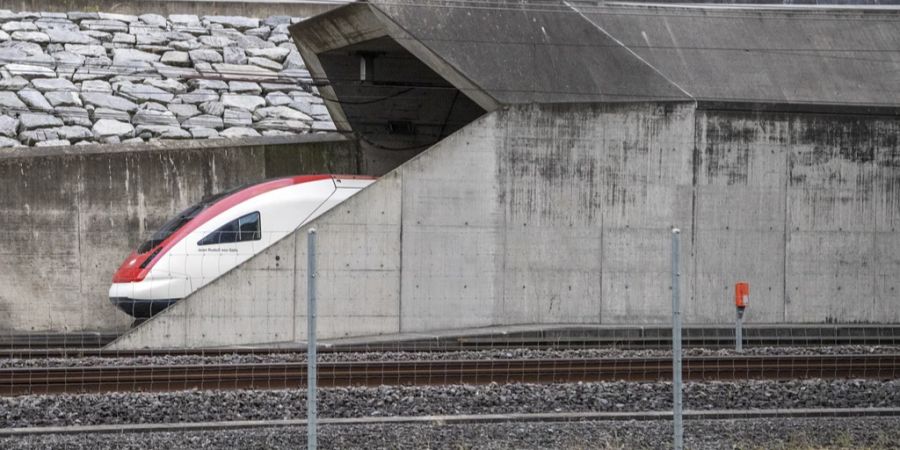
[137,204,204,254]
[135,188,245,254]
[198,212,261,246]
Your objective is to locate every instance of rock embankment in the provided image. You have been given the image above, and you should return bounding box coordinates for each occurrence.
[0,11,332,148]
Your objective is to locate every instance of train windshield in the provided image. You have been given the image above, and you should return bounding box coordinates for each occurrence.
[135,189,238,254]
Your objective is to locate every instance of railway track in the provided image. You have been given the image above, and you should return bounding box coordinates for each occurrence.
[2,354,898,396]
[7,338,900,359]
[4,325,900,355]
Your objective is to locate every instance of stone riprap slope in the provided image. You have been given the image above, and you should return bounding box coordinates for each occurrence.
[0,11,332,148]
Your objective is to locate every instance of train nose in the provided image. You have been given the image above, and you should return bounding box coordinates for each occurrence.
[109,277,187,320]
[113,248,162,283]
[113,251,142,283]
[109,296,179,320]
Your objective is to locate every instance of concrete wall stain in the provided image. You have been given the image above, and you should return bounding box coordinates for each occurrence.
[701,116,757,186]
[698,108,900,323]
[500,103,685,227]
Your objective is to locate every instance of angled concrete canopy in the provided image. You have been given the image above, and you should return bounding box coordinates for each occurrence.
[289,0,694,130]
[289,1,495,155]
[575,2,900,108]
[293,0,900,111]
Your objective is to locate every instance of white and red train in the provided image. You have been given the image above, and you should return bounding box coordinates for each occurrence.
[110,174,374,320]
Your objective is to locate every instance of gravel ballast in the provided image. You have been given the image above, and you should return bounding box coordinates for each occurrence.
[2,379,900,428]
[3,417,900,449]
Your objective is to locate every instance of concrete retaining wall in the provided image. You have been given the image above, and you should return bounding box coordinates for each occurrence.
[0,134,357,332]
[110,102,900,349]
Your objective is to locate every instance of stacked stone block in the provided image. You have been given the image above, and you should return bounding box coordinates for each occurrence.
[0,11,334,148]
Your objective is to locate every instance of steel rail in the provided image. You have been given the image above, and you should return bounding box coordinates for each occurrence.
[6,337,900,358]
[5,325,900,354]
[1,354,898,396]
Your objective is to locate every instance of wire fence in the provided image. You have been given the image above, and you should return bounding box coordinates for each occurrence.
[1,221,900,449]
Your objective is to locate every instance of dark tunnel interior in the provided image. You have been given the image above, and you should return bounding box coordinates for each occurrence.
[318,36,487,174]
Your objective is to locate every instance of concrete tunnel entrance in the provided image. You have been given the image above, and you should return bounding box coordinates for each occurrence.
[314,36,487,175]
[106,34,490,342]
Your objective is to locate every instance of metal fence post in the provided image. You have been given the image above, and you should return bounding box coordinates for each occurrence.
[307,228,318,450]
[671,228,683,450]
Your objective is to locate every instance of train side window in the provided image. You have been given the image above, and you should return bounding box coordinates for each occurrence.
[238,212,261,241]
[198,212,261,246]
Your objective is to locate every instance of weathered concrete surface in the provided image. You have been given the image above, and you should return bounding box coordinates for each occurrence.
[0,134,357,332]
[693,109,900,324]
[110,102,900,349]
[783,114,900,323]
[690,111,789,323]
